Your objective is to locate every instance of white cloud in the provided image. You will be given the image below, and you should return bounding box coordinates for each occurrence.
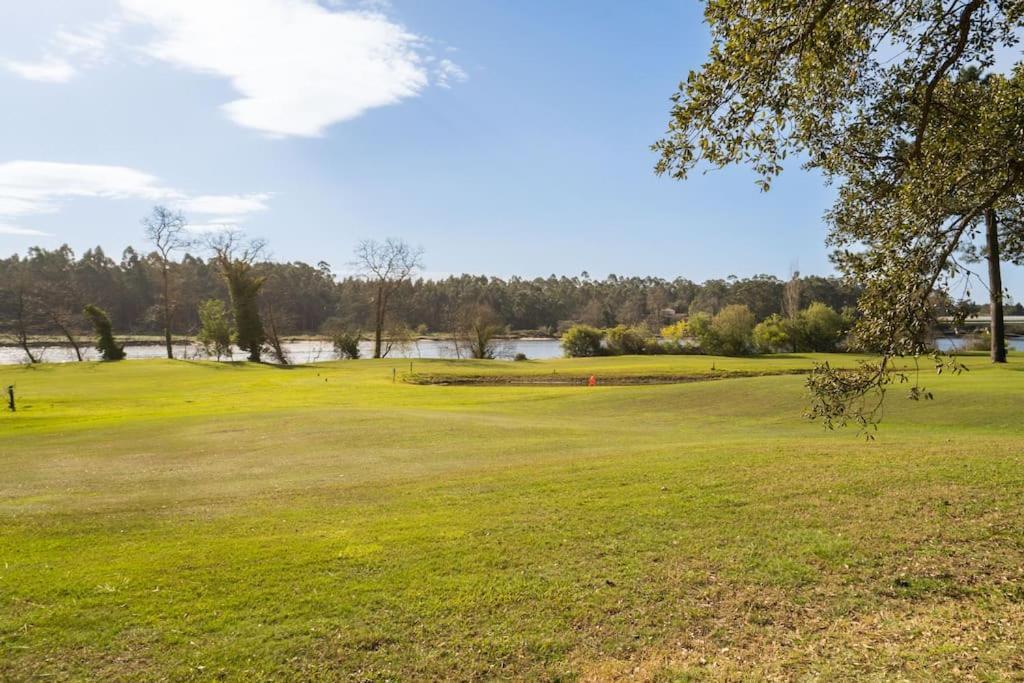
[3,57,77,83]
[3,1,465,136]
[0,161,175,216]
[120,0,434,136]
[53,19,122,63]
[0,161,269,234]
[178,194,271,216]
[436,58,467,89]
[0,223,52,237]
[184,221,245,234]
[2,18,121,83]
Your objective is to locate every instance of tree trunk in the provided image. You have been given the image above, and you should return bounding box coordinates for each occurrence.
[373,284,385,358]
[17,332,37,364]
[52,316,83,361]
[985,208,1006,363]
[162,263,173,359]
[15,292,38,364]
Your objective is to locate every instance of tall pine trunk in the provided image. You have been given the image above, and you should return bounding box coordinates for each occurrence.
[985,208,1006,363]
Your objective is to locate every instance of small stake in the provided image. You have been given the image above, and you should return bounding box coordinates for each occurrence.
[6,385,14,412]
[392,368,396,383]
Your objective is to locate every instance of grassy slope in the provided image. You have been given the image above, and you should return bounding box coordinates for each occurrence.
[1,355,1022,680]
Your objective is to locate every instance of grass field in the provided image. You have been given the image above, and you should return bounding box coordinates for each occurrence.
[1,354,1022,680]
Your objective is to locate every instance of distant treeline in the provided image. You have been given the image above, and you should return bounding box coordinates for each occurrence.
[0,243,867,337]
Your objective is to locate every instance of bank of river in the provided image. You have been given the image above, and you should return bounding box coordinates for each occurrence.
[0,338,565,364]
[2,335,1020,365]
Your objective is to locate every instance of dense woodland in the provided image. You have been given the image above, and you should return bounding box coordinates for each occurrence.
[0,242,879,340]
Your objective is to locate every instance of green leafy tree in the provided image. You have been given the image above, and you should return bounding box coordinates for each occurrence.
[687,312,716,352]
[196,299,233,360]
[561,324,604,357]
[210,234,266,363]
[654,0,1024,428]
[711,304,756,356]
[83,304,125,361]
[798,302,848,352]
[753,314,790,353]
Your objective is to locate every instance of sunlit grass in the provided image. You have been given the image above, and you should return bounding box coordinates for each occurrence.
[1,354,1022,679]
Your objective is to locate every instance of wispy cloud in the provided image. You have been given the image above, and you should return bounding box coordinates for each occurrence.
[3,1,466,137]
[3,57,77,83]
[0,223,52,237]
[178,194,272,216]
[2,18,121,83]
[435,58,468,89]
[0,161,269,236]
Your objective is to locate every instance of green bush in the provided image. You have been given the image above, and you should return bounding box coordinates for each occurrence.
[753,303,848,353]
[196,299,233,360]
[331,332,362,359]
[604,325,650,355]
[83,304,126,361]
[691,306,755,356]
[797,302,848,352]
[753,314,790,353]
[561,324,604,357]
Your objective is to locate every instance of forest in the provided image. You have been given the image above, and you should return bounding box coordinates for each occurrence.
[0,240,871,339]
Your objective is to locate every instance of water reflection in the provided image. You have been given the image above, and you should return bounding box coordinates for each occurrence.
[0,338,565,365]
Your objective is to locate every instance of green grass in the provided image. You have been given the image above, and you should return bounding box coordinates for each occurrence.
[1,354,1022,680]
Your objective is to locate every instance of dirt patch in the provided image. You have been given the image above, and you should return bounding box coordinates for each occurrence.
[404,369,811,386]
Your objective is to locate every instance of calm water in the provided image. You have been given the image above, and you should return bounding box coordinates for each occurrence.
[0,338,565,365]
[934,336,1024,352]
[3,336,1020,365]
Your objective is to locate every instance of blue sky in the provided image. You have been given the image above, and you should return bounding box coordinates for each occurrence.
[2,0,1021,299]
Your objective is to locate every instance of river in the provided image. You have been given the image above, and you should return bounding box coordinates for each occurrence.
[1,336,1020,365]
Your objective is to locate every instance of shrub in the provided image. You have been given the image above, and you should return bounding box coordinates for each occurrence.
[798,302,848,352]
[561,324,604,357]
[513,352,528,361]
[691,306,755,356]
[331,331,362,359]
[687,312,716,353]
[711,305,756,355]
[604,325,650,355]
[753,314,790,353]
[659,320,688,341]
[457,305,504,360]
[83,304,125,361]
[196,299,233,360]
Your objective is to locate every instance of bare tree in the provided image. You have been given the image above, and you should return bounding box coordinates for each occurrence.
[353,239,423,358]
[782,270,802,319]
[26,246,84,361]
[143,206,190,359]
[455,303,504,359]
[9,276,39,364]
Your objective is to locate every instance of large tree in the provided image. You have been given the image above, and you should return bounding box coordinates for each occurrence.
[353,238,423,358]
[210,233,267,363]
[654,0,1024,429]
[143,206,190,359]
